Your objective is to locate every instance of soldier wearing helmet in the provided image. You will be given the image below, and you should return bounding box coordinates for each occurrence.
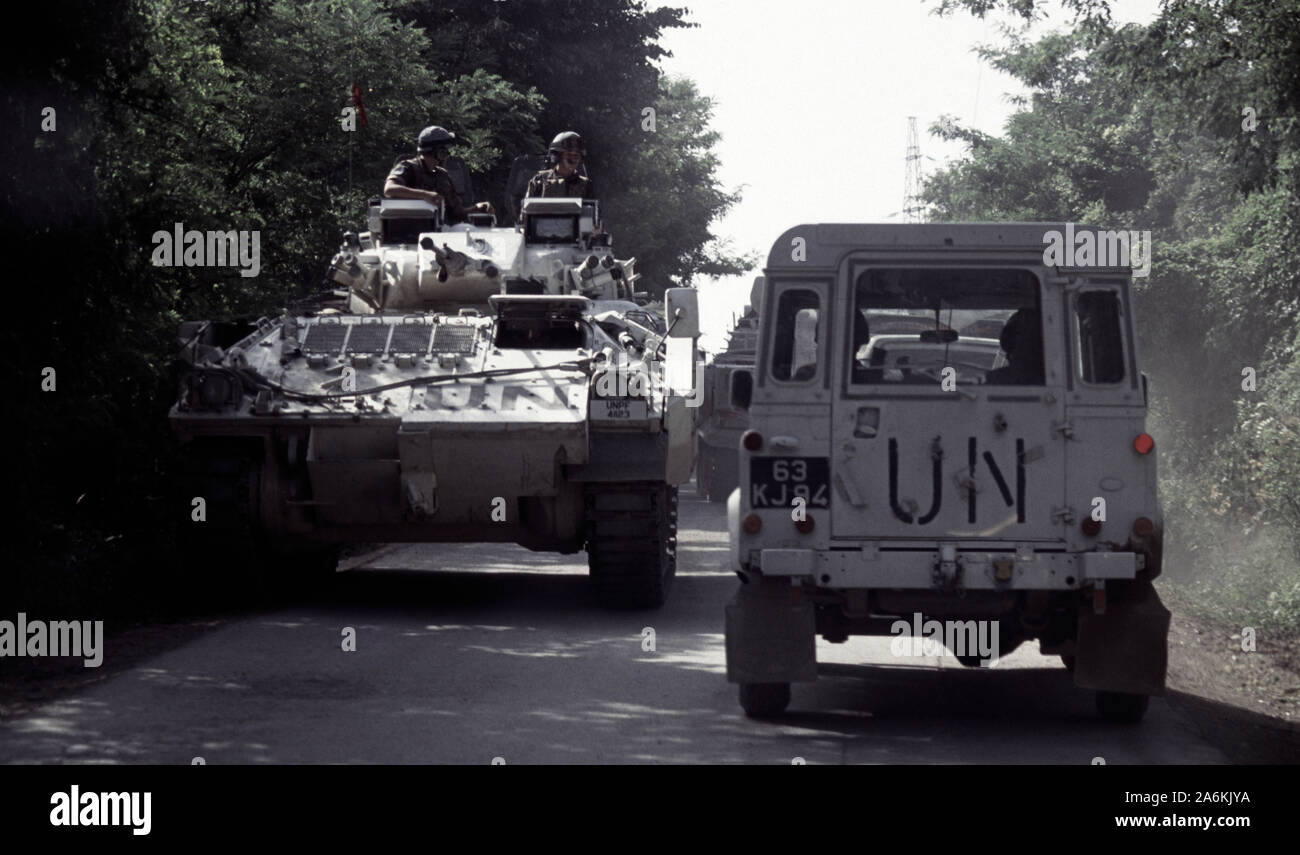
[384,125,494,225]
[526,131,596,199]
[985,307,1045,385]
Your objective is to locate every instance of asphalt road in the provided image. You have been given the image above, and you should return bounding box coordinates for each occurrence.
[0,490,1226,764]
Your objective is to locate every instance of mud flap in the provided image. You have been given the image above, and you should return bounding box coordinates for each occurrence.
[725,579,817,684]
[1074,580,1170,695]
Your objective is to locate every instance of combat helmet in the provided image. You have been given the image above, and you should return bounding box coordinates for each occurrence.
[548,131,586,161]
[418,126,458,152]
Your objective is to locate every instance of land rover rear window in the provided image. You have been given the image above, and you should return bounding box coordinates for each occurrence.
[851,268,1042,386]
[1075,290,1125,384]
[770,289,821,382]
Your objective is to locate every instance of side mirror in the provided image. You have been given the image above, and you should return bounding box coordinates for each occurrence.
[665,287,700,339]
[729,368,753,410]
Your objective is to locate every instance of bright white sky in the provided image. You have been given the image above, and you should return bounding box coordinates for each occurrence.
[652,0,1165,352]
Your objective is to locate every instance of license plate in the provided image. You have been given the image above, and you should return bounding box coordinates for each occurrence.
[590,398,648,420]
[749,457,830,508]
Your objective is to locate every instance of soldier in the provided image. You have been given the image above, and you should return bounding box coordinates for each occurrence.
[526,132,597,199]
[985,307,1045,385]
[384,125,494,225]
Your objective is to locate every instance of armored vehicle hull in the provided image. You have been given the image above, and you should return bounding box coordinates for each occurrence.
[696,315,757,502]
[172,197,699,609]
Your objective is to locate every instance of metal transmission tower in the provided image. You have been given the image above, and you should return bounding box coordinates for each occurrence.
[903,116,925,223]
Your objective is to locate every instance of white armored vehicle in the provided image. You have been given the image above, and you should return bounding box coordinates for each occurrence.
[172,191,699,609]
[695,277,762,502]
[725,223,1168,720]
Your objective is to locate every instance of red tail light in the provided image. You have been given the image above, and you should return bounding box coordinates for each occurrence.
[742,430,763,451]
[1133,433,1154,455]
[1081,518,1102,537]
[795,517,814,534]
[1133,516,1154,537]
[742,513,762,534]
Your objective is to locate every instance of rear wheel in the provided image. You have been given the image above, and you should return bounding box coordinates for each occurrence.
[1095,690,1149,723]
[586,483,677,609]
[739,682,791,718]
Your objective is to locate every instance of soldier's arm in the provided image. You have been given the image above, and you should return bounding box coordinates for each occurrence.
[384,161,443,204]
[383,180,443,204]
[525,174,542,198]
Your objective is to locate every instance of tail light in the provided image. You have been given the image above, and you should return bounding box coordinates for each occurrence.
[742,513,762,534]
[1081,518,1102,537]
[1133,516,1154,537]
[795,516,814,534]
[1133,433,1154,455]
[742,430,763,451]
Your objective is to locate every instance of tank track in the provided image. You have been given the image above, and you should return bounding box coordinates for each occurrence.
[584,482,678,609]
[177,440,337,602]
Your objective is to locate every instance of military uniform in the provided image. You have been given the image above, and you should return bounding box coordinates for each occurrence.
[525,168,596,200]
[386,156,470,224]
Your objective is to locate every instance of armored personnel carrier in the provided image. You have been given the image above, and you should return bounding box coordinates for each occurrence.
[172,187,700,609]
[695,277,761,502]
[725,223,1168,720]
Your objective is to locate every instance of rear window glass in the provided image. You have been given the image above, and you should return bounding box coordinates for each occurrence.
[770,289,821,382]
[851,268,1042,385]
[1076,290,1125,383]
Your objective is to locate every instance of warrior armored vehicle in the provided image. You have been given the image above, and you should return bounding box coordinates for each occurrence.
[172,188,699,609]
[725,223,1168,720]
[695,277,761,502]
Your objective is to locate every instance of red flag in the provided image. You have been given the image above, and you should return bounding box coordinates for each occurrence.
[351,83,368,128]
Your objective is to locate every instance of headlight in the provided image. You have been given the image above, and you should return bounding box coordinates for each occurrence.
[185,368,243,411]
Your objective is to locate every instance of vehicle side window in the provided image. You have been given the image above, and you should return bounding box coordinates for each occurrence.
[1076,290,1125,384]
[770,289,821,382]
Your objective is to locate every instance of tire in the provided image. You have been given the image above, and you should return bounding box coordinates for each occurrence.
[1095,690,1149,723]
[587,483,677,609]
[739,683,791,718]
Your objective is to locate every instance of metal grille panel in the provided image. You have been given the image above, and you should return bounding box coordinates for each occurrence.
[345,324,391,353]
[431,325,477,354]
[389,323,434,353]
[302,324,348,354]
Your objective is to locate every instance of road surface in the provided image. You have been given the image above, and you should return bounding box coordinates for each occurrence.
[0,490,1226,764]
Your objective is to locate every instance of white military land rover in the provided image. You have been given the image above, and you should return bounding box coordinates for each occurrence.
[725,223,1168,722]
